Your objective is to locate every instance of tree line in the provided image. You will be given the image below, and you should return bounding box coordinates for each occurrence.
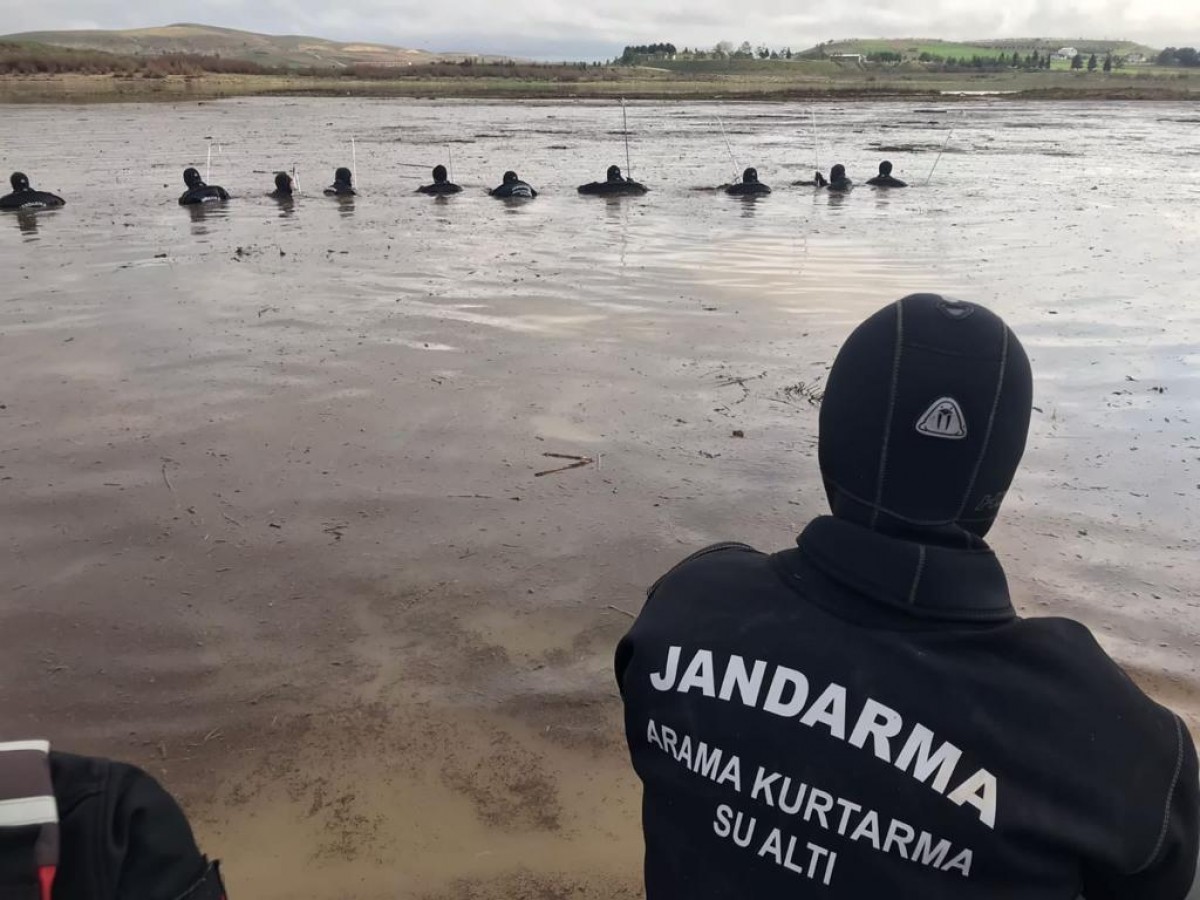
[1156,47,1199,67]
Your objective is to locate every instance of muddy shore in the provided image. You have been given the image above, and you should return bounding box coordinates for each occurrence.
[1,98,1197,897]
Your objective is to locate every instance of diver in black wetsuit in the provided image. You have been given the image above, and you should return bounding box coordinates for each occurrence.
[324,167,356,196]
[867,160,908,188]
[725,167,770,196]
[178,168,229,206]
[616,293,1199,900]
[489,171,537,199]
[0,172,65,210]
[815,163,852,191]
[417,165,462,195]
[578,164,648,196]
[269,172,294,199]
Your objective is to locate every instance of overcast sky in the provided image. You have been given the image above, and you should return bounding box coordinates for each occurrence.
[3,0,1194,59]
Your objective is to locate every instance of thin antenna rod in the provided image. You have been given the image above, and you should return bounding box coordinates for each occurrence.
[206,142,213,182]
[811,107,819,173]
[447,144,455,183]
[621,98,633,181]
[714,114,740,181]
[351,137,358,188]
[926,119,956,185]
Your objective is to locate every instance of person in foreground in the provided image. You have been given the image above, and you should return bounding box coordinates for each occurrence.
[815,163,853,191]
[269,171,294,199]
[867,160,908,188]
[178,168,229,206]
[1,172,65,210]
[578,164,648,196]
[489,170,537,199]
[616,293,1199,899]
[418,165,462,195]
[725,167,770,196]
[0,740,227,899]
[324,167,356,197]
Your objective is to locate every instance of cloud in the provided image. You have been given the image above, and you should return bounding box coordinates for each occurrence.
[3,0,1194,58]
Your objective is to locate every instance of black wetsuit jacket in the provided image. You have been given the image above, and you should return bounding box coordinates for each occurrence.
[578,177,648,196]
[0,189,65,210]
[867,174,908,188]
[490,181,537,199]
[178,185,229,205]
[417,182,462,195]
[616,526,1199,899]
[815,173,853,192]
[726,181,771,196]
[1,751,225,900]
[324,184,356,197]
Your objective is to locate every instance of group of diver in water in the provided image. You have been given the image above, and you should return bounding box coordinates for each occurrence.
[0,158,908,211]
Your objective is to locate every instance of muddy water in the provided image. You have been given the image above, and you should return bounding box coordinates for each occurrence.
[1,98,1198,897]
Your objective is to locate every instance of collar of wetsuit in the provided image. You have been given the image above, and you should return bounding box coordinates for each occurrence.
[786,515,1014,623]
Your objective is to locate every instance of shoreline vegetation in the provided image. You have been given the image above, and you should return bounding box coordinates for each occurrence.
[1,39,1197,104]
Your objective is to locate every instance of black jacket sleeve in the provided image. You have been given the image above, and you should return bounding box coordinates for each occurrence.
[50,753,225,900]
[1080,717,1199,900]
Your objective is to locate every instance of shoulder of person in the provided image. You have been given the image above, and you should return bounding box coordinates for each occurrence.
[647,542,763,599]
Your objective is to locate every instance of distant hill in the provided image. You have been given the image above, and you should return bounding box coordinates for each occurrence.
[0,23,481,68]
[806,37,1160,61]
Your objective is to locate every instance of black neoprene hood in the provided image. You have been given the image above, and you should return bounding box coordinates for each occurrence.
[818,293,1033,538]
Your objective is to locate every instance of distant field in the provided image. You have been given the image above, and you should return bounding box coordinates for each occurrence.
[1,66,1195,104]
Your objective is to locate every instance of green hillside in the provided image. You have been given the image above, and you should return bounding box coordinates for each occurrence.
[808,37,1159,61]
[0,23,476,67]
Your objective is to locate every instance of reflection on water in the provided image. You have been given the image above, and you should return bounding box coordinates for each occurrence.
[0,98,1198,847]
[186,201,230,235]
[14,210,41,237]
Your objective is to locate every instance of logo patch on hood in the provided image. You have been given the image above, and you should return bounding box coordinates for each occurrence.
[916,397,967,439]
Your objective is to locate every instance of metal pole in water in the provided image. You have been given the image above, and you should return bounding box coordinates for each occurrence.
[621,98,633,181]
[714,114,739,182]
[926,112,961,186]
[206,141,213,182]
[351,137,358,189]
[448,144,454,183]
[811,107,820,174]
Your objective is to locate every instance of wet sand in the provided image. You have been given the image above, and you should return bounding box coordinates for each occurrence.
[1,98,1198,897]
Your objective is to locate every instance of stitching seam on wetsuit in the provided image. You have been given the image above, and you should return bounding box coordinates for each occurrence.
[956,323,1009,519]
[1136,715,1185,873]
[646,542,759,599]
[871,299,905,530]
[907,545,927,604]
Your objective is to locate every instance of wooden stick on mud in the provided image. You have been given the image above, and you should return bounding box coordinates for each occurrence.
[535,452,594,477]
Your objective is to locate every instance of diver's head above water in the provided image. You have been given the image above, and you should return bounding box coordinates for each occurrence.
[502,170,519,185]
[274,172,293,194]
[432,164,448,184]
[607,165,623,182]
[830,164,847,182]
[183,168,204,189]
[742,167,759,184]
[818,293,1032,542]
[335,167,353,186]
[878,160,894,176]
[10,172,30,192]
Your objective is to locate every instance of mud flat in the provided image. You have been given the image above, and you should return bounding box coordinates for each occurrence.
[1,98,1197,897]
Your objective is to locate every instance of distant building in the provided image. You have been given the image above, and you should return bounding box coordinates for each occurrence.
[1052,47,1079,60]
[1125,53,1146,64]
[830,53,864,63]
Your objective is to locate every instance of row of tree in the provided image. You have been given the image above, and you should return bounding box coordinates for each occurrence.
[619,42,799,63]
[1156,47,1199,67]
